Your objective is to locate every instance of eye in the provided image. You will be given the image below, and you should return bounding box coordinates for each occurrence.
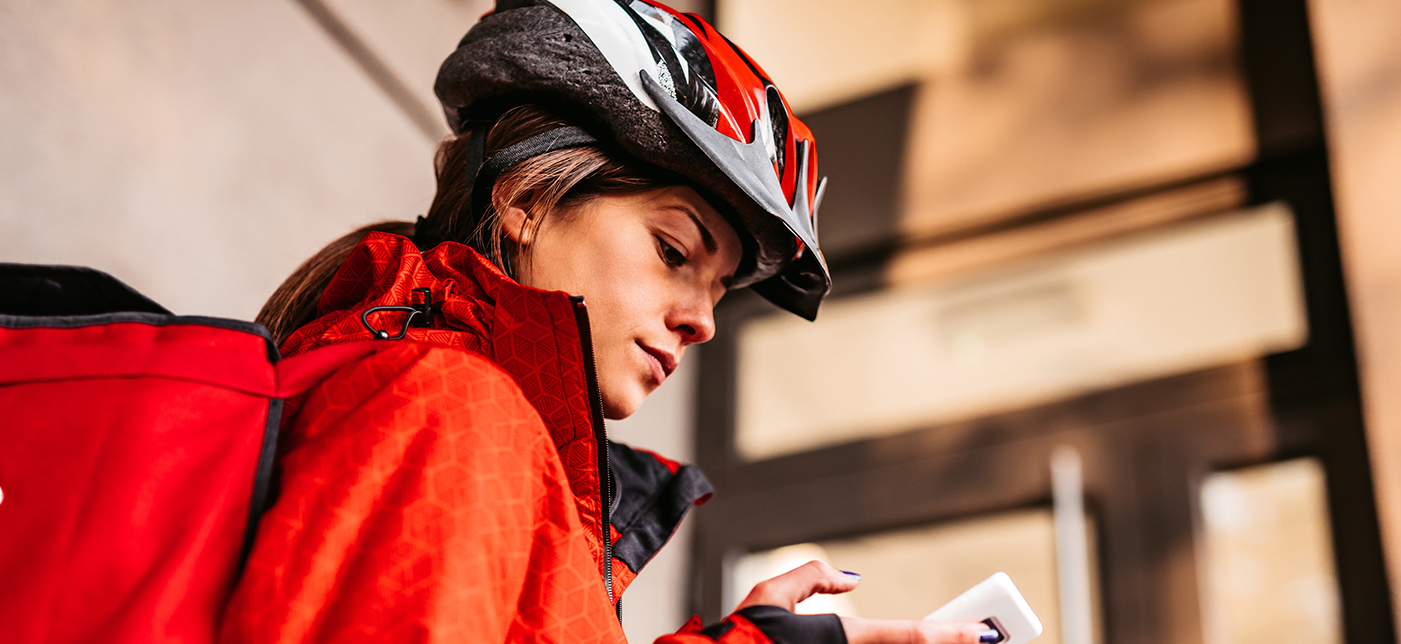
[657,237,689,267]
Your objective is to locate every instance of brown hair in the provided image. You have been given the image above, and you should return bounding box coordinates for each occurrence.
[255,105,679,346]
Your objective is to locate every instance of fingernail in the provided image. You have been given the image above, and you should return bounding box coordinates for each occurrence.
[841,570,862,580]
[978,628,1003,643]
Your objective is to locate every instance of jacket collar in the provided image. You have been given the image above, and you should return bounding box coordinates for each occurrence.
[283,232,595,451]
[282,232,611,577]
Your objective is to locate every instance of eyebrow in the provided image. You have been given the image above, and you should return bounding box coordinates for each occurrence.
[671,206,733,287]
[685,212,719,254]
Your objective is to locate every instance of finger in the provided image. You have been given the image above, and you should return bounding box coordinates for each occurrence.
[796,560,863,597]
[840,616,987,644]
[736,560,861,611]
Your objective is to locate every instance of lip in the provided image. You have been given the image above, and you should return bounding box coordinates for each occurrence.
[637,342,678,384]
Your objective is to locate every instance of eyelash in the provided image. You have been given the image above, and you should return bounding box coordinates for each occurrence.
[657,237,689,267]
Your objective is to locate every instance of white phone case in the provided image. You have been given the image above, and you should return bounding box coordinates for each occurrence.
[923,572,1043,644]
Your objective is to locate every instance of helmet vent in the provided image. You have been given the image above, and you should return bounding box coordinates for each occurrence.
[682,70,720,127]
[765,86,788,179]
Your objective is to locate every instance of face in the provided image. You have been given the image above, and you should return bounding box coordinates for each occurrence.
[502,186,743,419]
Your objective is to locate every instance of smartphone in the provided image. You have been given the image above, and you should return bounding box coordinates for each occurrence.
[923,572,1043,644]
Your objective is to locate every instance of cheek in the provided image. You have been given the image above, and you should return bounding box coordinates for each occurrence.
[593,312,652,419]
[585,249,675,417]
[579,235,668,324]
[590,267,663,367]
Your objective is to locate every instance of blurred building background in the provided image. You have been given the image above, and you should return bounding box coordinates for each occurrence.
[2,0,1399,643]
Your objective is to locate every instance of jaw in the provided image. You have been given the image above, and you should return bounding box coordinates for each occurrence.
[600,369,652,421]
[599,339,671,420]
[601,388,643,421]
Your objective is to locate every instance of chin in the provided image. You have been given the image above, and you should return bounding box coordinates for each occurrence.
[601,382,649,420]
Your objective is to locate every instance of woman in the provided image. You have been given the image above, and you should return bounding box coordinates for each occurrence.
[221,1,988,642]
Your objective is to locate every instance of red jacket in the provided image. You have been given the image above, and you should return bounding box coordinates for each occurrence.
[218,233,843,643]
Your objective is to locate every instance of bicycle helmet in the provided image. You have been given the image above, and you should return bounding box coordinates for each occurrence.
[434,0,830,319]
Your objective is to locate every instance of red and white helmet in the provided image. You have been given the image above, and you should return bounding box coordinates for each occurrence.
[435,0,830,319]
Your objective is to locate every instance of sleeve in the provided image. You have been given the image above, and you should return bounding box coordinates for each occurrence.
[218,345,611,643]
[655,606,847,644]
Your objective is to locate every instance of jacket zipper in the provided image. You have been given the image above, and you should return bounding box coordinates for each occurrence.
[570,296,616,616]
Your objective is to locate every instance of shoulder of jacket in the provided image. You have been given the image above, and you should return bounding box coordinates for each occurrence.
[304,342,533,417]
[289,341,549,450]
[346,341,513,383]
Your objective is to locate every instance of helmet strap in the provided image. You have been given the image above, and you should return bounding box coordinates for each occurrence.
[418,124,598,282]
[463,122,489,193]
[412,122,489,254]
[468,126,599,222]
[468,126,598,281]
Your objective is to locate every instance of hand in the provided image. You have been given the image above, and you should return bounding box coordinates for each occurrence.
[734,560,987,644]
[734,559,859,612]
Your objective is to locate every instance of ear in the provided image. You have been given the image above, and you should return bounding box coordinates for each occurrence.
[498,204,533,246]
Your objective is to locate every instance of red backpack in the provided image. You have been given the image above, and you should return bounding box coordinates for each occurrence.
[0,264,380,644]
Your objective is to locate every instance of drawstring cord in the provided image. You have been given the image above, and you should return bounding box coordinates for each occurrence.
[360,288,438,340]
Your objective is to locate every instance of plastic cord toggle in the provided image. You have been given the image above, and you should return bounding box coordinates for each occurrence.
[360,287,438,340]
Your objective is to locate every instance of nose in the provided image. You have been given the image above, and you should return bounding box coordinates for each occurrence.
[668,299,717,346]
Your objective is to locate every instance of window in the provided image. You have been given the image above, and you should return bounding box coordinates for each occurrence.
[1199,459,1343,644]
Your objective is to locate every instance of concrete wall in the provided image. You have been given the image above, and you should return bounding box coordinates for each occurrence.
[0,0,437,319]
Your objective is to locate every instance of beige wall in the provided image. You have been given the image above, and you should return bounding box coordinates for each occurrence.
[1308,0,1401,635]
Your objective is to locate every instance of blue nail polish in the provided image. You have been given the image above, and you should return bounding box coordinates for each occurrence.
[978,628,1003,643]
[841,570,862,580]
